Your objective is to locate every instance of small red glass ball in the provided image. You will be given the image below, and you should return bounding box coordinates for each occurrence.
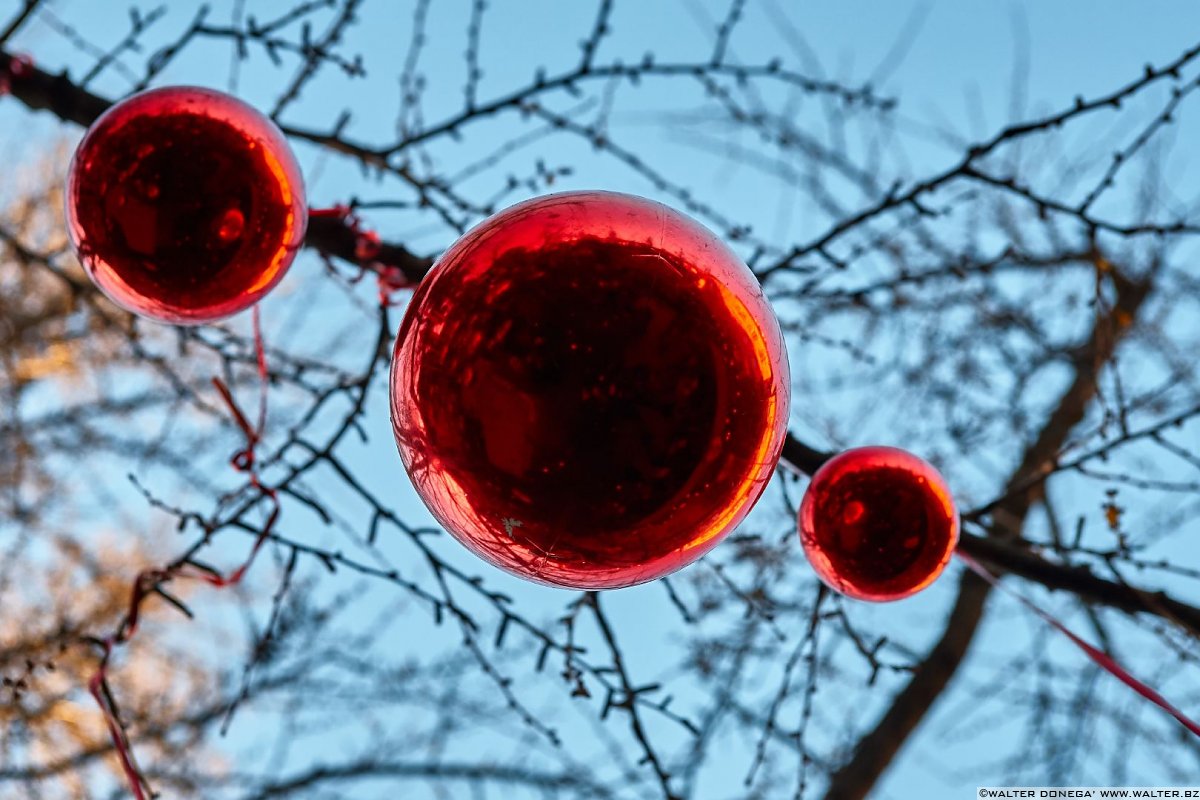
[66,86,307,324]
[798,446,959,601]
[391,191,790,589]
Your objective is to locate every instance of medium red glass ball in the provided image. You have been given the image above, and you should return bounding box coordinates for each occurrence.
[66,86,307,324]
[391,191,790,589]
[798,446,959,601]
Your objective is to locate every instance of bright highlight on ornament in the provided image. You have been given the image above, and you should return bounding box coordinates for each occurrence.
[798,446,958,601]
[391,191,790,589]
[66,86,307,324]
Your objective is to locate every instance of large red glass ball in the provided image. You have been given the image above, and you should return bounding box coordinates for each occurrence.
[391,191,790,589]
[798,446,959,601]
[66,86,307,324]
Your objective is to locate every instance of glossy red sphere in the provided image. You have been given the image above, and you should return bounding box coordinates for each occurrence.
[391,191,789,589]
[66,86,306,324]
[798,446,959,601]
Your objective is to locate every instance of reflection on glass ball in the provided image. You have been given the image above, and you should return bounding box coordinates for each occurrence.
[799,446,958,601]
[391,191,790,589]
[67,86,306,324]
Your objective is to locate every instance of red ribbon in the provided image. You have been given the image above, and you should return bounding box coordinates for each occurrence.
[89,307,279,798]
[958,551,1200,738]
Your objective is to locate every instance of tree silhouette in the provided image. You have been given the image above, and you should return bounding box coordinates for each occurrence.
[2,1,1200,798]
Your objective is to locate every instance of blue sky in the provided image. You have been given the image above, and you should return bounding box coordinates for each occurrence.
[4,1,1200,798]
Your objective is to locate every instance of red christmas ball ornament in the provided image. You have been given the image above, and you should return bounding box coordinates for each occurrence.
[798,446,959,601]
[391,191,790,589]
[66,86,307,324]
